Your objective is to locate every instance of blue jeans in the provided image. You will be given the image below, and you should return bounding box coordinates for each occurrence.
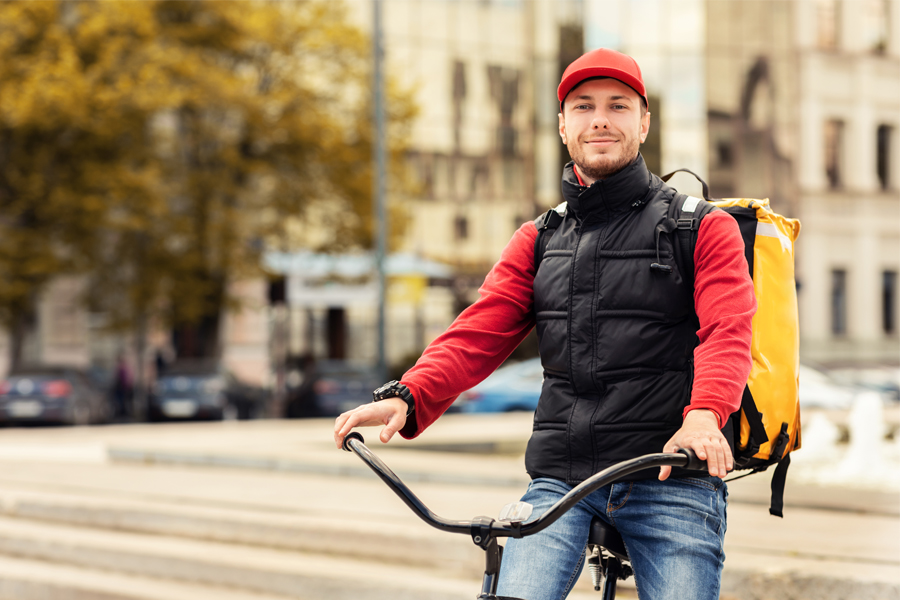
[496,476,727,600]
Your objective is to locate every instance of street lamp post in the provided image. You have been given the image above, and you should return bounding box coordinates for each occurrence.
[372,0,388,383]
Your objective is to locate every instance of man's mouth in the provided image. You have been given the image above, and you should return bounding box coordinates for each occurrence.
[585,137,617,145]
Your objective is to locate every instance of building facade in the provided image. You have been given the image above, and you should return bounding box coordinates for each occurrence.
[793,0,900,367]
[585,0,900,368]
[2,0,895,384]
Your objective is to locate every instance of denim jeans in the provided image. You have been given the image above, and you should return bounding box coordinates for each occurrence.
[495,476,727,600]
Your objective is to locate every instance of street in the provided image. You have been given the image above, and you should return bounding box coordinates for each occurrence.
[0,416,896,600]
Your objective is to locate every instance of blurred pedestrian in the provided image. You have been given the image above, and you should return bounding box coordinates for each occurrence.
[285,354,319,418]
[113,353,133,418]
[155,349,168,379]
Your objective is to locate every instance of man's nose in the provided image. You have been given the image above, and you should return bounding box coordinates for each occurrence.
[590,110,609,129]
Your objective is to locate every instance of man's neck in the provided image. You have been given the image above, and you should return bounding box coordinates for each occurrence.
[574,165,590,187]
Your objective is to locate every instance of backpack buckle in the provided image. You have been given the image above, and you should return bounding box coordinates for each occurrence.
[540,211,553,230]
[676,218,698,230]
[540,208,564,231]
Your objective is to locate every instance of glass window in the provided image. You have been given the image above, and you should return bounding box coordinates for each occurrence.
[831,269,847,336]
[454,215,468,241]
[861,0,890,53]
[816,0,840,50]
[877,125,893,190]
[816,0,840,49]
[884,270,897,335]
[824,119,844,189]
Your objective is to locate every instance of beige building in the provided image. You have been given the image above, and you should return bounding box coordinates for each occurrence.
[347,0,585,272]
[793,0,900,367]
[302,0,589,367]
[586,0,899,369]
[702,0,900,368]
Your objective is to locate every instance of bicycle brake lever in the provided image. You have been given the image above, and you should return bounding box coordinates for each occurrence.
[676,448,707,472]
[342,431,365,452]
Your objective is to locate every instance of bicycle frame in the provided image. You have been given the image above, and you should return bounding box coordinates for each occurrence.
[341,432,706,600]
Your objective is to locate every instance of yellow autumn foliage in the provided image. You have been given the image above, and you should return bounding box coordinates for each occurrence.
[0,0,416,363]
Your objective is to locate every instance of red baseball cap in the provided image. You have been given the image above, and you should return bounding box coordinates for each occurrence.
[558,48,648,111]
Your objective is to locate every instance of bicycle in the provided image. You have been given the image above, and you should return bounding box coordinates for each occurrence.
[341,431,708,600]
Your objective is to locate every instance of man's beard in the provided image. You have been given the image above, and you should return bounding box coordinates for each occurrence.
[569,136,640,182]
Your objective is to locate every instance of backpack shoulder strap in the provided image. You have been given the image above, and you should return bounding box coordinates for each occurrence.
[533,203,565,274]
[668,193,717,285]
[661,170,719,285]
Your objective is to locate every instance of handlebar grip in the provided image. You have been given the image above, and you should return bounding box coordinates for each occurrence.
[677,448,707,471]
[342,431,365,452]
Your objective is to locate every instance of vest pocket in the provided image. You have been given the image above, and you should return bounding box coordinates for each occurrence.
[592,421,680,432]
[591,421,681,474]
[535,313,568,376]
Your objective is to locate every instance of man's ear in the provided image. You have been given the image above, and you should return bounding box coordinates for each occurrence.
[639,111,651,144]
[558,112,567,144]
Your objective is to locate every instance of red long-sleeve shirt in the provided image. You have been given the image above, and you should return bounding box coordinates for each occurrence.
[399,209,756,439]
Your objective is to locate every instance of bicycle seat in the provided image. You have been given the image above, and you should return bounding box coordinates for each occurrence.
[588,517,629,562]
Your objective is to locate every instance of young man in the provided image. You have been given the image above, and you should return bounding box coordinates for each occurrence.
[334,48,755,600]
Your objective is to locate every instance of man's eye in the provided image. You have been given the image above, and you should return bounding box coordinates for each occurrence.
[612,104,627,110]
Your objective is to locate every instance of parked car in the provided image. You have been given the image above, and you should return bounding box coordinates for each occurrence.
[454,358,544,413]
[0,365,111,426]
[828,366,900,403]
[312,361,382,417]
[798,364,858,410]
[452,359,861,414]
[150,362,268,421]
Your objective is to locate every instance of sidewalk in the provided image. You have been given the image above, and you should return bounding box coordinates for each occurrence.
[90,413,900,516]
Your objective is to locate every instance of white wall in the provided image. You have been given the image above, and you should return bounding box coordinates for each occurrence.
[795,0,900,365]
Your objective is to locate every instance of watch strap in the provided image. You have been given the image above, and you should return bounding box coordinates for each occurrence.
[373,380,415,416]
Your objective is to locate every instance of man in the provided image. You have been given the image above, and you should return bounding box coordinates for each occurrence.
[335,48,755,600]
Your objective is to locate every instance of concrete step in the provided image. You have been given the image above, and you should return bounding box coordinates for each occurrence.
[0,445,896,600]
[0,555,294,600]
[7,487,900,600]
[0,464,897,600]
[0,515,628,600]
[0,514,488,600]
[0,479,636,599]
[0,486,480,573]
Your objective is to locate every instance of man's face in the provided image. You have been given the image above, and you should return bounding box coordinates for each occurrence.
[558,78,651,185]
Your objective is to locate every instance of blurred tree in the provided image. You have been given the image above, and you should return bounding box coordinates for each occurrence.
[0,1,415,381]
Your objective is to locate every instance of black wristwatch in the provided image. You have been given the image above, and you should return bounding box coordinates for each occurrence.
[372,380,415,416]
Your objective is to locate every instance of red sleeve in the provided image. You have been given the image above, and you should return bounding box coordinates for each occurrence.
[399,222,539,438]
[685,210,757,427]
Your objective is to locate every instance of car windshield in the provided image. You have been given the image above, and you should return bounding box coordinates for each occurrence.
[9,367,71,378]
[157,375,224,394]
[474,358,544,391]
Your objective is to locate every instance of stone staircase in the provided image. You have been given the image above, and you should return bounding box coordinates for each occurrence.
[0,486,495,600]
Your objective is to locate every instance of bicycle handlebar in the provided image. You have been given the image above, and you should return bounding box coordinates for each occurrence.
[341,431,706,539]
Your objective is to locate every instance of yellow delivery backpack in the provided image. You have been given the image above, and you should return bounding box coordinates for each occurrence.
[663,170,801,517]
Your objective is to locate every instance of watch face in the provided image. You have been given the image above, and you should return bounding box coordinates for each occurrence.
[374,381,399,399]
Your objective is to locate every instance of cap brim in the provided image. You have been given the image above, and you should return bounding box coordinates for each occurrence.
[558,67,648,108]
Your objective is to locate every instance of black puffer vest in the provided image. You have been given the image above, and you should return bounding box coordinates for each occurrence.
[526,155,700,485]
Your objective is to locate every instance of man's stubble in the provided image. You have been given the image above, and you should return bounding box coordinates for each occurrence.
[567,132,641,183]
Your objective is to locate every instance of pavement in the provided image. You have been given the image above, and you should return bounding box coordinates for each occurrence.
[0,414,896,600]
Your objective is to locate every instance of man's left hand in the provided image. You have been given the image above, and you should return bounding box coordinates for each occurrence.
[659,409,732,480]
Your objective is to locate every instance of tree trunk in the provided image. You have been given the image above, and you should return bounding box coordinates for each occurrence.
[7,297,36,375]
[8,313,26,374]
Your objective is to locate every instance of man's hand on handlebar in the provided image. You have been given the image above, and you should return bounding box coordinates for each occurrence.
[333,397,408,449]
[659,409,732,480]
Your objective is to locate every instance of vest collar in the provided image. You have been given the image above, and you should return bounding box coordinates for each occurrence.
[561,154,655,220]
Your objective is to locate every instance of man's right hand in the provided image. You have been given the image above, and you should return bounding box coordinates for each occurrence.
[333,397,408,449]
